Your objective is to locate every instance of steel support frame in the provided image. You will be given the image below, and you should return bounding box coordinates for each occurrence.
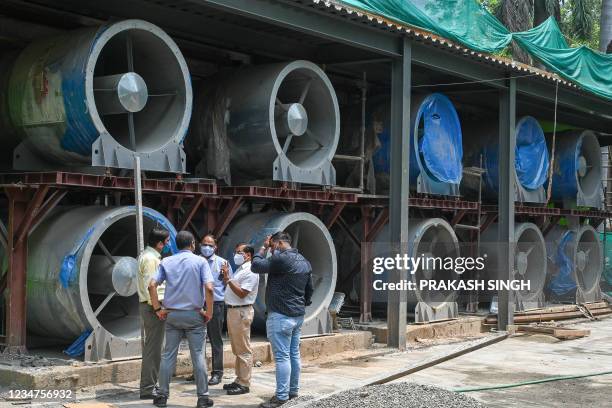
[387,37,411,349]
[497,78,516,331]
[2,186,63,350]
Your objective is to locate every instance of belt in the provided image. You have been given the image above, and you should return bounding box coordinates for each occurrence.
[214,301,225,305]
[226,304,253,309]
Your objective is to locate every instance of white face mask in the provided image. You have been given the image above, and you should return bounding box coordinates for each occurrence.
[201,245,215,258]
[234,253,245,266]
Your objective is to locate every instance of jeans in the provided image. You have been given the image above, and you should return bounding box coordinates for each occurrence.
[207,301,225,376]
[266,311,304,401]
[158,310,209,398]
[139,303,165,396]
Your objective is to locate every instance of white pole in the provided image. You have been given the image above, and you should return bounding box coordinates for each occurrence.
[134,156,144,254]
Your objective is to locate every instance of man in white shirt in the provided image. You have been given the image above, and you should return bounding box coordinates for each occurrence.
[222,243,259,395]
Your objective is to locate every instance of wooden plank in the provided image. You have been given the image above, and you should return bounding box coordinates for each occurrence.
[517,325,590,340]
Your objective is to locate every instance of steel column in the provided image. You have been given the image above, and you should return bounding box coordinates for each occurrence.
[4,188,30,351]
[387,37,411,349]
[497,77,516,330]
[360,207,373,323]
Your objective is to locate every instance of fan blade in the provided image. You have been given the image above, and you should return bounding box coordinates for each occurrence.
[305,129,324,147]
[128,112,136,150]
[293,225,300,248]
[127,34,134,72]
[524,245,535,257]
[97,240,116,264]
[282,134,294,154]
[94,291,117,317]
[299,79,313,104]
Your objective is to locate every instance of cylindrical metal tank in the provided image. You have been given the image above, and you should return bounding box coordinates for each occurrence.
[188,60,339,185]
[0,20,192,172]
[548,130,602,208]
[464,116,549,203]
[370,93,463,195]
[26,206,176,360]
[545,224,603,303]
[481,222,547,309]
[219,212,337,335]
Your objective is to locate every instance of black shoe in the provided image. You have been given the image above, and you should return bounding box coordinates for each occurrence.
[208,373,221,386]
[289,394,298,400]
[227,384,250,395]
[153,396,167,408]
[259,396,288,408]
[196,396,214,407]
[223,382,239,390]
[140,394,155,400]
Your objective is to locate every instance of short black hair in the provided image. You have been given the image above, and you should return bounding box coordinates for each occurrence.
[148,227,170,247]
[202,234,217,244]
[176,230,196,250]
[271,231,291,244]
[235,243,254,258]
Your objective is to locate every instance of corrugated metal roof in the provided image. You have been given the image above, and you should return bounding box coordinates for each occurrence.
[305,0,578,89]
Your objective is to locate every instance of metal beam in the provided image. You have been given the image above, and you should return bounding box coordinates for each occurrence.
[199,0,402,56]
[360,207,373,323]
[387,37,411,350]
[497,77,516,331]
[412,43,506,89]
[33,0,318,60]
[517,78,612,122]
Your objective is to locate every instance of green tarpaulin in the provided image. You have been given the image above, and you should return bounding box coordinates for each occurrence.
[339,0,612,100]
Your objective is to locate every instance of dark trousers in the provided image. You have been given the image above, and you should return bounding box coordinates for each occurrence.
[139,303,165,395]
[207,301,225,375]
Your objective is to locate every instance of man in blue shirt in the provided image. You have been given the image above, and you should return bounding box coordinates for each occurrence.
[252,231,313,408]
[148,231,215,408]
[198,234,232,386]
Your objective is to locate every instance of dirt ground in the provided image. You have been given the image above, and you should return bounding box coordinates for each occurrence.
[1,316,610,408]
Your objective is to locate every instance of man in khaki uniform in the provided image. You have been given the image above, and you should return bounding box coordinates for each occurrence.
[222,243,259,395]
[137,227,171,399]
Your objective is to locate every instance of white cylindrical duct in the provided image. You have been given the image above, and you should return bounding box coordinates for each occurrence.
[481,222,547,307]
[545,224,603,303]
[367,218,461,307]
[188,60,339,185]
[26,206,176,360]
[0,19,191,172]
[219,211,337,335]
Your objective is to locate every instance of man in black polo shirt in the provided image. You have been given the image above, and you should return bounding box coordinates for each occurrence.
[251,231,313,408]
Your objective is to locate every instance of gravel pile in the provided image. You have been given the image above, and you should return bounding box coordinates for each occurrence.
[286,382,486,408]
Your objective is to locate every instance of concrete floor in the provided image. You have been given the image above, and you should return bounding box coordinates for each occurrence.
[3,316,611,408]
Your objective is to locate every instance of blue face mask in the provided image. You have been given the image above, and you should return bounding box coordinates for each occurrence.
[201,245,215,258]
[161,243,171,255]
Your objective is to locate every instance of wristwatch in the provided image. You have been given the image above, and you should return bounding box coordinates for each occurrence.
[154,307,162,312]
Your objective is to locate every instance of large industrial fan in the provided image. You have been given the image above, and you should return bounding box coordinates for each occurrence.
[188,60,339,185]
[355,218,461,322]
[481,222,547,310]
[26,206,176,361]
[370,93,464,195]
[548,130,603,208]
[546,224,603,303]
[220,212,337,335]
[0,20,192,172]
[465,116,549,203]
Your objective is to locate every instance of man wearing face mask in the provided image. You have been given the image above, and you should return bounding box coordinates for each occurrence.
[137,227,171,399]
[221,243,259,395]
[251,231,313,408]
[198,234,232,386]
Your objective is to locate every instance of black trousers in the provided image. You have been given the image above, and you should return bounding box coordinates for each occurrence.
[207,301,225,375]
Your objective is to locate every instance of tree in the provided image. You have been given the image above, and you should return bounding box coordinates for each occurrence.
[600,0,612,51]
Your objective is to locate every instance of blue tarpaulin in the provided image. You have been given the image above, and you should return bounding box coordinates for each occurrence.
[548,230,578,296]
